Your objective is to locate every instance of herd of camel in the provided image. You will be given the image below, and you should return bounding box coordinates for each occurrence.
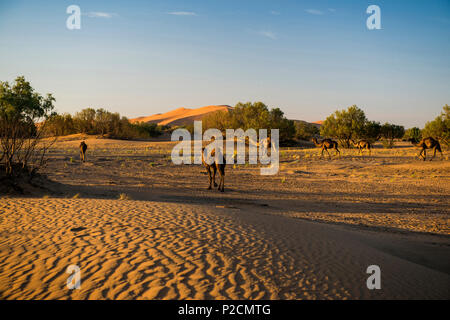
[312,136,443,161]
[78,136,443,192]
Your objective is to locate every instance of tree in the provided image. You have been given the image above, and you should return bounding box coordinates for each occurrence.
[202,102,296,145]
[422,105,449,146]
[403,127,422,144]
[320,105,367,147]
[380,123,405,148]
[295,121,319,140]
[45,113,76,136]
[359,121,381,142]
[0,76,55,179]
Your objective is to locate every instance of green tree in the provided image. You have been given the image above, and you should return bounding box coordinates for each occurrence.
[320,105,367,148]
[380,123,405,148]
[422,105,449,146]
[202,102,295,144]
[403,127,422,144]
[73,108,96,134]
[358,121,381,142]
[295,121,319,140]
[0,76,55,177]
[45,113,76,136]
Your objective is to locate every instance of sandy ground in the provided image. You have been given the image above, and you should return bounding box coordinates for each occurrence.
[0,138,449,299]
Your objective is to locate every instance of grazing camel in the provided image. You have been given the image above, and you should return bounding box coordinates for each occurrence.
[202,147,225,192]
[411,137,443,161]
[79,141,88,162]
[351,139,372,156]
[312,138,340,159]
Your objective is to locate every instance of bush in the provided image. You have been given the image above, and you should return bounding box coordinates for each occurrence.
[0,76,55,180]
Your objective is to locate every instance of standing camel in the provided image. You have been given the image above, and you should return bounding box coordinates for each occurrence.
[351,140,372,156]
[79,141,88,162]
[312,138,340,159]
[411,137,443,161]
[202,147,225,192]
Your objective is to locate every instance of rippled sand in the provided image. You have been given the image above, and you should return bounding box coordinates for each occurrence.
[0,198,448,299]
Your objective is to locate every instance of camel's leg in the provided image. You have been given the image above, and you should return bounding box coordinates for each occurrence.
[431,147,438,161]
[80,151,84,162]
[418,149,424,160]
[212,166,218,187]
[335,147,340,158]
[422,149,427,161]
[206,166,213,189]
[218,169,224,192]
[325,148,331,159]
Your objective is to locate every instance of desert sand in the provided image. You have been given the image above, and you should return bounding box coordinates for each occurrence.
[0,139,449,299]
[130,105,231,126]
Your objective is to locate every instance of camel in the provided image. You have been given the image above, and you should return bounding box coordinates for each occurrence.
[202,147,225,192]
[79,141,87,162]
[351,139,372,156]
[312,137,340,159]
[410,137,443,161]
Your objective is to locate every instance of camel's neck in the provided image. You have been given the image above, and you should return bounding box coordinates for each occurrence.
[313,139,322,147]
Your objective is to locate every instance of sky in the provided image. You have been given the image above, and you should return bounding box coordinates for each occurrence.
[0,0,449,128]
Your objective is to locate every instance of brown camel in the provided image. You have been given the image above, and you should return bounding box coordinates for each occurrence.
[411,137,443,161]
[202,148,225,192]
[79,141,87,162]
[312,138,340,159]
[351,139,372,156]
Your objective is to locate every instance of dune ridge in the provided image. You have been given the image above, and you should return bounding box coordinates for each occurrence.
[130,105,232,127]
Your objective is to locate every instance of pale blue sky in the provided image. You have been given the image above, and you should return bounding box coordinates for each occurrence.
[0,0,449,127]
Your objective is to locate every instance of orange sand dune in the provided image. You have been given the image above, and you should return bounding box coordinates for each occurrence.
[131,105,232,127]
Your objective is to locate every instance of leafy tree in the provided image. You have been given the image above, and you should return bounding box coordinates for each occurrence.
[0,76,55,178]
[295,121,319,140]
[320,105,367,147]
[269,107,296,143]
[380,123,405,148]
[422,105,449,146]
[74,108,96,134]
[359,121,381,142]
[202,110,230,133]
[403,127,422,144]
[45,113,76,136]
[202,102,295,144]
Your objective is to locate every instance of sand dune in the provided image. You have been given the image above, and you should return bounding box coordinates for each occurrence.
[130,105,231,126]
[0,197,448,300]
